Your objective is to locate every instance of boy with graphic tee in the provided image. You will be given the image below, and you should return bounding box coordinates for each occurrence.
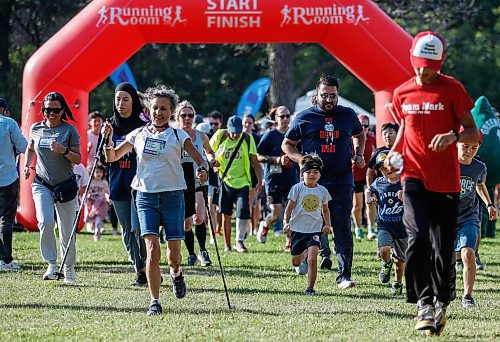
[283,154,332,296]
[456,136,497,308]
[365,150,407,295]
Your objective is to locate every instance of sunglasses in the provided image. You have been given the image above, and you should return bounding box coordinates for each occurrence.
[180,113,194,118]
[210,122,220,126]
[43,107,63,114]
[362,124,370,128]
[319,93,339,100]
[277,114,291,119]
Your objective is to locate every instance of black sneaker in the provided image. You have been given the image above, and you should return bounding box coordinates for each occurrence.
[391,281,403,295]
[147,300,162,316]
[305,288,315,296]
[475,254,484,270]
[197,251,212,267]
[132,271,148,286]
[320,256,332,270]
[172,273,186,299]
[187,255,197,267]
[462,295,475,308]
[379,260,393,283]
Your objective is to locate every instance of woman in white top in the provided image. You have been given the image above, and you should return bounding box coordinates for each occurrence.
[102,85,208,316]
[176,100,219,267]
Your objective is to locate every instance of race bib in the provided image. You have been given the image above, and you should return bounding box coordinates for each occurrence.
[39,137,56,149]
[143,137,166,155]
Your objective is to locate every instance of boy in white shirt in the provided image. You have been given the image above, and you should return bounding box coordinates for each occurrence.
[284,153,333,295]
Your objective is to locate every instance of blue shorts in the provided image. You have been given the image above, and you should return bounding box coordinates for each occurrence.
[218,182,250,219]
[136,190,185,240]
[455,221,479,252]
[291,231,321,256]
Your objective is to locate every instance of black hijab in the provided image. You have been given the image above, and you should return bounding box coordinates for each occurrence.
[110,82,146,136]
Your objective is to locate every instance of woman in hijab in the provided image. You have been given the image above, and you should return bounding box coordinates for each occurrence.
[104,82,148,286]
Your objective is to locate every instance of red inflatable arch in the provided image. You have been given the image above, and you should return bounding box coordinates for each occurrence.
[18,0,413,230]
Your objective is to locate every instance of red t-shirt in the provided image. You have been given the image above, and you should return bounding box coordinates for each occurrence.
[352,132,376,182]
[392,74,474,192]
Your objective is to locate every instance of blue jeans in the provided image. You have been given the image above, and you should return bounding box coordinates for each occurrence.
[113,197,146,272]
[320,184,354,283]
[0,179,19,263]
[136,190,185,240]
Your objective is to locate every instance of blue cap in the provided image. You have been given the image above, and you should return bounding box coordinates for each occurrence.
[0,98,8,108]
[227,115,242,133]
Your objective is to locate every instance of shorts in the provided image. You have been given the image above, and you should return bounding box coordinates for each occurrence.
[455,220,479,252]
[377,229,408,262]
[136,190,185,240]
[290,231,321,256]
[354,180,366,193]
[182,163,196,218]
[267,185,292,205]
[218,182,250,219]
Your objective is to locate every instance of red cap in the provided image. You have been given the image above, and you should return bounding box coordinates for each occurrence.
[410,31,445,71]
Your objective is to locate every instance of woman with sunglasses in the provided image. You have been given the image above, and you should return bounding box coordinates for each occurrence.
[23,92,81,283]
[175,101,218,267]
[256,106,299,252]
[103,85,208,315]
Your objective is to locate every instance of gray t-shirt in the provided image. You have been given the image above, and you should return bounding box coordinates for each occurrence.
[288,182,331,233]
[29,121,80,186]
[458,159,487,225]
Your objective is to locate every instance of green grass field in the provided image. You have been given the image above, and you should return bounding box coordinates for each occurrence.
[1,226,499,341]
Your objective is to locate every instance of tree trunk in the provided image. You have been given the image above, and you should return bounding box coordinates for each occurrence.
[267,43,295,111]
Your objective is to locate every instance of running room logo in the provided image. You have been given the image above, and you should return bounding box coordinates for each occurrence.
[96,5,187,27]
[280,3,369,27]
[206,0,262,28]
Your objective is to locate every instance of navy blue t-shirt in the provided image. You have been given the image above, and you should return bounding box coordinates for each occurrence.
[285,105,362,186]
[257,129,299,193]
[108,131,138,200]
[458,159,487,225]
[369,177,406,239]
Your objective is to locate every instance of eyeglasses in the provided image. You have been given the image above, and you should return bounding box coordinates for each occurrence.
[43,107,63,114]
[362,124,370,128]
[210,122,220,126]
[319,93,339,100]
[277,114,291,119]
[180,114,194,118]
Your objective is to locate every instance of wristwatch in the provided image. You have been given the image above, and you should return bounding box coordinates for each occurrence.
[63,147,70,156]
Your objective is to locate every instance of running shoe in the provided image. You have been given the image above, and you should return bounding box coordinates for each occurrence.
[284,244,291,253]
[305,288,315,296]
[256,221,268,244]
[367,227,377,240]
[355,227,364,241]
[320,256,332,270]
[379,260,393,283]
[415,302,436,331]
[0,260,22,271]
[295,258,308,275]
[147,300,162,316]
[172,273,186,299]
[63,265,77,284]
[43,263,58,280]
[431,300,448,336]
[475,254,484,270]
[234,241,248,253]
[132,271,148,286]
[391,281,403,295]
[337,279,355,289]
[462,295,475,308]
[187,255,198,267]
[197,251,212,267]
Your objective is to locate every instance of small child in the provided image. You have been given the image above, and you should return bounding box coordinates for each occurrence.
[283,153,332,296]
[85,164,110,241]
[365,150,407,295]
[456,135,497,308]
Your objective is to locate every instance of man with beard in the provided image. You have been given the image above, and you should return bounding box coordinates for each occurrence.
[282,75,366,289]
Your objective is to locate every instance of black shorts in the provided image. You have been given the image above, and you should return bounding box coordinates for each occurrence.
[354,180,366,193]
[291,231,321,256]
[267,185,292,205]
[218,182,250,219]
[182,162,196,219]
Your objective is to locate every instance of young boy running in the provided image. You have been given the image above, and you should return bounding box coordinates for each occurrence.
[283,154,332,296]
[456,135,497,308]
[365,150,407,295]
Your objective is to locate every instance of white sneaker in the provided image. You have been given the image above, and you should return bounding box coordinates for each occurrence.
[295,258,308,275]
[338,280,355,289]
[43,263,58,280]
[63,265,77,284]
[256,221,268,244]
[0,260,22,270]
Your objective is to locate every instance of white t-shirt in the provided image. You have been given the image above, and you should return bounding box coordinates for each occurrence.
[87,130,99,165]
[126,126,189,193]
[288,182,331,233]
[73,163,89,189]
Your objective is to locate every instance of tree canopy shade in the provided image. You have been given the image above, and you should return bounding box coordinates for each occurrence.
[18,0,413,230]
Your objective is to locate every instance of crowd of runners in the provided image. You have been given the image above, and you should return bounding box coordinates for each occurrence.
[0,31,498,334]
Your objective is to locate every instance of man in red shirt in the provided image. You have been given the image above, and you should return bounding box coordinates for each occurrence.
[386,31,479,335]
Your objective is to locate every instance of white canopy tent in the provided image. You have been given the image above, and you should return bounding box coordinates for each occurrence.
[294,89,375,126]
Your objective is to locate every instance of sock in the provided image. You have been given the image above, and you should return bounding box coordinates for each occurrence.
[184,230,195,255]
[195,223,207,251]
[151,298,160,304]
[170,268,181,278]
[236,218,250,241]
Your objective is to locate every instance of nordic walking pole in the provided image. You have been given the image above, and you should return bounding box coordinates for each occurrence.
[55,130,108,280]
[198,173,232,309]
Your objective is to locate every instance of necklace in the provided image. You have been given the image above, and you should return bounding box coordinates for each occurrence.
[152,122,169,130]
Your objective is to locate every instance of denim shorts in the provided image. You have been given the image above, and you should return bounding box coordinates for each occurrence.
[377,229,408,262]
[136,190,185,240]
[218,182,250,219]
[455,220,479,252]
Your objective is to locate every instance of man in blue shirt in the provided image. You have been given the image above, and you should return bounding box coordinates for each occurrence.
[0,98,28,270]
[282,75,366,289]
